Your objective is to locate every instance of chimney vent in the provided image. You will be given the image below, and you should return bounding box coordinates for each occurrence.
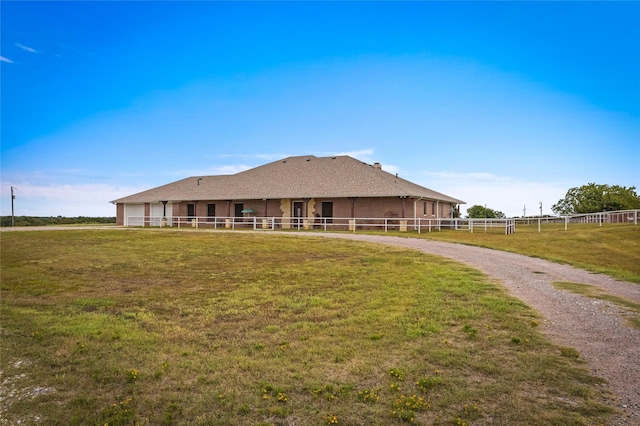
[373,162,382,170]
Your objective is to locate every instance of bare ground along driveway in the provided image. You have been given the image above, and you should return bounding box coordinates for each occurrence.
[2,227,639,423]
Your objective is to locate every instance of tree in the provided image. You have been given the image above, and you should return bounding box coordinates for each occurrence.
[466,205,506,219]
[551,183,640,215]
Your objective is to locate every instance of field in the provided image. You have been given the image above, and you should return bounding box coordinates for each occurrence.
[0,230,616,425]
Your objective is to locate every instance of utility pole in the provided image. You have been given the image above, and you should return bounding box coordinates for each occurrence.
[523,205,526,217]
[538,202,542,233]
[11,186,16,226]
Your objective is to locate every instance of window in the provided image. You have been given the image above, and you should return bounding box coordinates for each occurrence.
[207,204,216,222]
[432,202,436,216]
[187,204,195,222]
[423,201,427,215]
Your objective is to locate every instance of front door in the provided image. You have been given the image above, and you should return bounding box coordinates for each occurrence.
[235,203,244,218]
[187,203,195,221]
[293,201,303,226]
[322,201,333,223]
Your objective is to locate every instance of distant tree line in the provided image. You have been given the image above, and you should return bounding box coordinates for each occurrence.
[0,216,116,227]
[466,205,506,219]
[552,183,640,215]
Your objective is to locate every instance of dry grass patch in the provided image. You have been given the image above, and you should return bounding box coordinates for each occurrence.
[1,230,614,425]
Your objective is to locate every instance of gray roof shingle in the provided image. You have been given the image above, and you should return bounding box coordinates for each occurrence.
[111,155,465,204]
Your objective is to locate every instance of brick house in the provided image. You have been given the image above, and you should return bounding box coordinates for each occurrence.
[111,155,465,227]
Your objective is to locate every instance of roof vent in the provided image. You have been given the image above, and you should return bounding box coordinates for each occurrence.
[373,162,382,170]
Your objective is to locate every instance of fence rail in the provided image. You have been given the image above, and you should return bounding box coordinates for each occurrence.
[125,209,638,234]
[125,216,518,234]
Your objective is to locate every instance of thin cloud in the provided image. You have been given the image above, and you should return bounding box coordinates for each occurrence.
[0,56,14,63]
[15,43,38,53]
[0,181,146,216]
[168,164,252,177]
[333,149,375,159]
[218,153,293,162]
[413,170,572,217]
[421,171,512,184]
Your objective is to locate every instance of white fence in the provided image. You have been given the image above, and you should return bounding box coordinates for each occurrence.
[126,216,517,234]
[515,209,639,230]
[126,209,638,235]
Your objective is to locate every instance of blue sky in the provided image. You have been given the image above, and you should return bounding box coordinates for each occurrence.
[2,1,639,218]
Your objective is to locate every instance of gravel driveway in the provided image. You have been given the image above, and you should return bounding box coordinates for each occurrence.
[3,226,638,423]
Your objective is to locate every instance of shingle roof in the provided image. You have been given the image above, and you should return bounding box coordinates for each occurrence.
[111,155,465,204]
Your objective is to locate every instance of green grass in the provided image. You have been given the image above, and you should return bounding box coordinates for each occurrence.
[552,281,640,330]
[388,223,640,284]
[1,230,614,425]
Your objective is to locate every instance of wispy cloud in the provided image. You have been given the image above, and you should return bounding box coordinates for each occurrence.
[15,43,38,53]
[0,181,145,217]
[0,56,14,63]
[331,149,375,159]
[412,170,573,217]
[421,171,513,184]
[167,164,252,177]
[217,153,294,162]
[308,149,377,163]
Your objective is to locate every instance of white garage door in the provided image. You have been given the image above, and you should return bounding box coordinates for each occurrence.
[124,204,144,227]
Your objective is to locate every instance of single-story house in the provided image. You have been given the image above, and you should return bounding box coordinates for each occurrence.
[111,155,465,228]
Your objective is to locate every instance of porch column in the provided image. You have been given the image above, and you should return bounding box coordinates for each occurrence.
[161,201,168,227]
[348,197,358,218]
[303,198,311,230]
[400,196,407,218]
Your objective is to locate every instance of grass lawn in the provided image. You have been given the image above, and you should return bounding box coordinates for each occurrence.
[392,223,640,284]
[1,230,614,425]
